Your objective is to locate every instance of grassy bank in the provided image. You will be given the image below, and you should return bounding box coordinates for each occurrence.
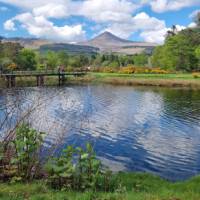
[88,73,200,89]
[1,173,200,200]
[1,73,200,89]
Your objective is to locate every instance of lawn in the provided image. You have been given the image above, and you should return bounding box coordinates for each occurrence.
[1,173,200,200]
[90,72,197,80]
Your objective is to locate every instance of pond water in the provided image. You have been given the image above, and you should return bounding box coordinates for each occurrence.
[0,84,200,181]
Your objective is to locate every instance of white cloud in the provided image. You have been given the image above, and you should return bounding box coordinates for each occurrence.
[0,0,66,10]
[140,28,168,43]
[4,19,16,31]
[188,22,197,28]
[78,0,138,23]
[33,3,69,18]
[1,0,198,43]
[104,12,167,43]
[4,12,85,42]
[149,0,200,13]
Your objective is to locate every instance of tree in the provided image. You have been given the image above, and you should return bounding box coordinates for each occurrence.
[16,49,37,71]
[152,26,200,72]
[195,12,200,27]
[166,25,178,39]
[1,42,23,62]
[0,57,12,72]
[195,46,200,70]
[57,51,69,67]
[133,54,148,66]
[46,51,58,70]
[0,42,23,71]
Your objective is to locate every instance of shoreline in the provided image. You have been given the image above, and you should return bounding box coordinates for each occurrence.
[1,172,200,199]
[1,73,200,89]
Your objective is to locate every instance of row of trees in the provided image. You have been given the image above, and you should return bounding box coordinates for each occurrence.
[0,40,149,72]
[152,13,200,72]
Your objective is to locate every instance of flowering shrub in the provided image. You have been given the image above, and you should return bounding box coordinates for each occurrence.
[119,66,135,74]
[7,63,17,71]
[102,67,116,73]
[192,73,200,78]
[150,68,169,74]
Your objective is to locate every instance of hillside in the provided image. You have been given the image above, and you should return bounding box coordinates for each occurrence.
[0,32,157,55]
[39,43,99,55]
[80,31,157,54]
[1,37,52,49]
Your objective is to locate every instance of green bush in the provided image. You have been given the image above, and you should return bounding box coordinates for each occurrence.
[12,124,44,181]
[45,143,118,192]
[1,125,119,192]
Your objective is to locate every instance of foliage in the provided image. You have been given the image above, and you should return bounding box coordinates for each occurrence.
[0,57,12,72]
[192,72,200,78]
[46,51,58,70]
[0,42,22,62]
[45,143,117,192]
[11,124,44,181]
[1,173,200,200]
[0,42,22,72]
[16,49,37,71]
[152,26,200,72]
[119,66,135,74]
[102,66,117,73]
[133,54,148,66]
[118,66,169,74]
[57,51,69,67]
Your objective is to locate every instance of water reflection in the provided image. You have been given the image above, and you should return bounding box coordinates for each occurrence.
[0,85,200,181]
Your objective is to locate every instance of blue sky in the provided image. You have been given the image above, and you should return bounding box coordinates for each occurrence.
[0,0,199,43]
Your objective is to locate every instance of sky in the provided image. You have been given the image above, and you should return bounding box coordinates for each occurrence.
[0,0,199,44]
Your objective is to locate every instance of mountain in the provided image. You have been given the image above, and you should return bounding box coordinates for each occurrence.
[1,32,157,55]
[80,31,157,54]
[39,43,99,55]
[1,37,52,49]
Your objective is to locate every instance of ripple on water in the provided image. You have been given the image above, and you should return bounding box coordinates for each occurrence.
[1,85,200,181]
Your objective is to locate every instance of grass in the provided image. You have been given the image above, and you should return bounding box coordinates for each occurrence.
[1,72,200,89]
[90,72,199,80]
[1,173,200,200]
[88,72,200,89]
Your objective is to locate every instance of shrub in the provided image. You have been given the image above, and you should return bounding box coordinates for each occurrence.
[11,124,44,181]
[192,73,200,78]
[45,143,118,192]
[119,66,135,74]
[102,67,116,73]
[150,68,169,74]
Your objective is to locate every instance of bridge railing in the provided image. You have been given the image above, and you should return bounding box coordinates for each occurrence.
[1,70,87,76]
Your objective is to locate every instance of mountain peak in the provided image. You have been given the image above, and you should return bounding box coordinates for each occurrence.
[99,31,115,37]
[90,31,129,44]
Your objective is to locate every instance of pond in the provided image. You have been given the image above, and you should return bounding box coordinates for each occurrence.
[0,84,200,181]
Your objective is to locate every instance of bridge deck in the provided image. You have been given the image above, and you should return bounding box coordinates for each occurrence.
[1,71,87,87]
[1,72,86,77]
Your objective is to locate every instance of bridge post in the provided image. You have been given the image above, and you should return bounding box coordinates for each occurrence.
[6,76,10,88]
[58,73,65,86]
[11,76,16,87]
[5,75,15,88]
[36,75,45,86]
[40,75,44,86]
[36,75,40,86]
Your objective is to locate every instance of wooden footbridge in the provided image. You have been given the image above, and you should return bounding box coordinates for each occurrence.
[0,71,87,88]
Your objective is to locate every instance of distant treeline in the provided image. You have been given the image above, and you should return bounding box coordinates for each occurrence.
[0,41,149,72]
